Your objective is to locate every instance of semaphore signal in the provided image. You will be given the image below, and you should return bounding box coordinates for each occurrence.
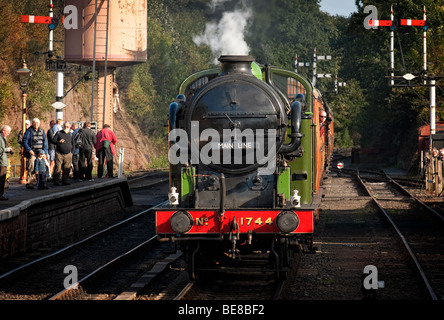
[367,6,429,87]
[296,49,346,94]
[21,0,66,120]
[367,6,442,151]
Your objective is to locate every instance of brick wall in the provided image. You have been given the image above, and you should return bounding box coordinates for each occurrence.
[0,179,133,258]
[0,213,27,258]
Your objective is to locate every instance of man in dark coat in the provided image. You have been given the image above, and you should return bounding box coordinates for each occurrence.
[22,118,48,189]
[78,121,97,181]
[53,121,75,186]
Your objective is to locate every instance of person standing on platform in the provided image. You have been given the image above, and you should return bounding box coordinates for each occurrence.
[34,150,49,189]
[22,118,48,189]
[95,124,118,179]
[53,121,75,186]
[71,122,80,180]
[17,119,30,146]
[47,120,57,180]
[0,125,12,200]
[53,118,63,134]
[78,121,97,181]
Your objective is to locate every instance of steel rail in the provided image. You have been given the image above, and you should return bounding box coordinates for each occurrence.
[0,200,169,282]
[384,173,444,223]
[356,169,438,300]
[49,234,158,300]
[174,281,195,300]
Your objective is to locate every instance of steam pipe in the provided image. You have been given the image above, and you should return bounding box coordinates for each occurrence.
[169,102,179,130]
[279,101,304,154]
[168,101,179,189]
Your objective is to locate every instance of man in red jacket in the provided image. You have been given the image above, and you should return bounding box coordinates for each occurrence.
[95,124,118,178]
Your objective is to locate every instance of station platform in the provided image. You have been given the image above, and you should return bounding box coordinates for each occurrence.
[0,176,133,259]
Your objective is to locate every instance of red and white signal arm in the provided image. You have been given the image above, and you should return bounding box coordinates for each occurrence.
[21,15,64,26]
[400,19,425,26]
[368,20,392,27]
[21,15,51,24]
[336,162,344,169]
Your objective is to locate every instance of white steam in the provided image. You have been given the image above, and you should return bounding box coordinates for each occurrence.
[193,4,252,64]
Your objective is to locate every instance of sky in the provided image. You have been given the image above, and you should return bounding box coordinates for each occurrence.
[319,0,358,17]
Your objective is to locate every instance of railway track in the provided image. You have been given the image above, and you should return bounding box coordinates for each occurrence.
[290,167,444,300]
[173,257,298,301]
[357,170,444,300]
[0,172,171,300]
[134,243,301,300]
[175,276,284,300]
[0,200,173,300]
[2,167,443,301]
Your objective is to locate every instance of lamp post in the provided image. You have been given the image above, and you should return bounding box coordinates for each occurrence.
[16,60,32,184]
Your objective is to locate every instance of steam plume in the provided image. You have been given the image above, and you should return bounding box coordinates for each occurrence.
[193,2,252,64]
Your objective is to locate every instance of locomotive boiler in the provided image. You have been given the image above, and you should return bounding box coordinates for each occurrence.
[156,55,333,279]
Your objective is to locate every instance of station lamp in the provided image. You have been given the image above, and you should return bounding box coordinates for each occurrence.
[17,60,32,89]
[16,60,32,184]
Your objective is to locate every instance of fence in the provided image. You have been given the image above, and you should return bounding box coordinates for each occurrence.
[424,154,443,196]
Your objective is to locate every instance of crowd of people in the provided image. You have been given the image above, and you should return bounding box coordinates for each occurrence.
[0,118,118,201]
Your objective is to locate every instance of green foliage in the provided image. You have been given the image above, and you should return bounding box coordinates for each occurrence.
[328,79,367,147]
[0,77,14,121]
[248,0,334,70]
[27,64,57,119]
[336,128,354,148]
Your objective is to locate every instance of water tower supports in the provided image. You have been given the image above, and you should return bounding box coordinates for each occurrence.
[64,0,147,130]
[95,68,115,131]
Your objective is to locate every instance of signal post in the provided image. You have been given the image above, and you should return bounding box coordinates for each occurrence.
[369,6,442,195]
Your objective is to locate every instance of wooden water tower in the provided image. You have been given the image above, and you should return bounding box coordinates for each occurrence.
[64,0,147,130]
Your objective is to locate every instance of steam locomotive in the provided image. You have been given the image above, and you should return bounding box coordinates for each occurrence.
[156,55,334,279]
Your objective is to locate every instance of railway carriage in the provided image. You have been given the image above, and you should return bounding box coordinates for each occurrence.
[156,55,334,279]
